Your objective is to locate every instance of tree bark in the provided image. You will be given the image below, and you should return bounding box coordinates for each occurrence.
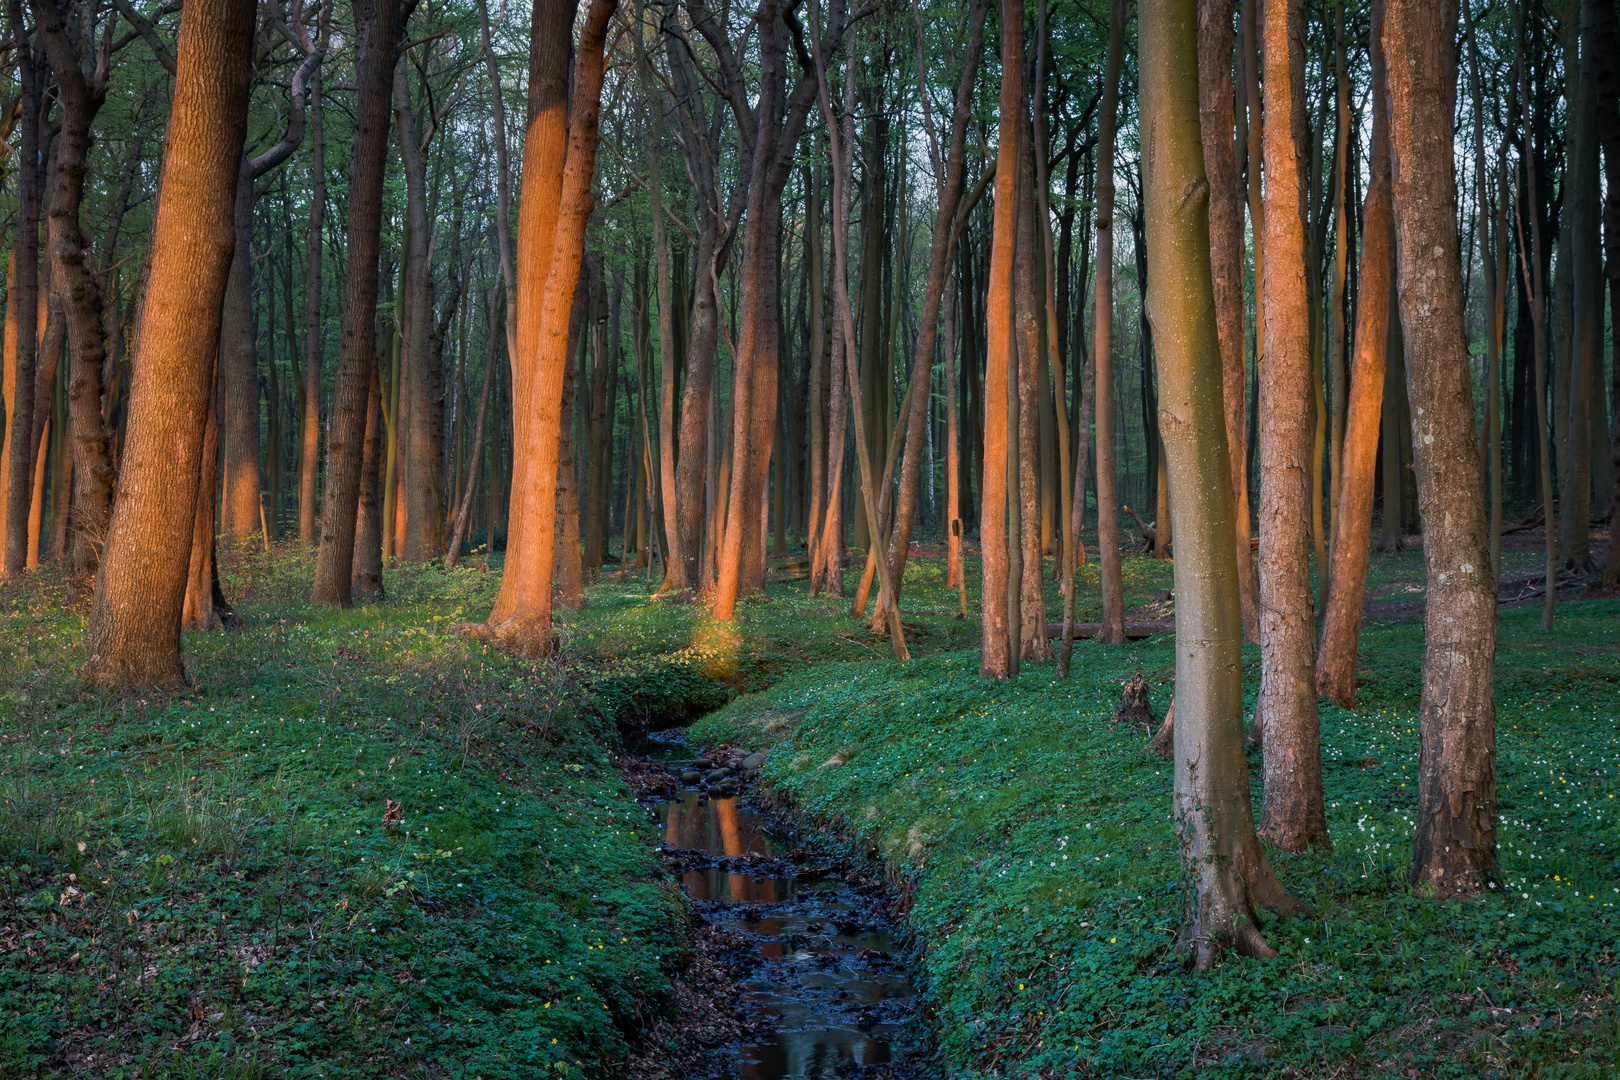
[84,0,256,685]
[1318,0,1394,707]
[300,27,327,547]
[33,0,115,578]
[1141,0,1302,968]
[1197,0,1258,644]
[978,0,1025,677]
[1256,0,1328,852]
[311,0,407,606]
[476,0,616,651]
[1094,0,1127,646]
[352,359,385,599]
[2,2,43,579]
[1384,0,1499,896]
[394,59,441,563]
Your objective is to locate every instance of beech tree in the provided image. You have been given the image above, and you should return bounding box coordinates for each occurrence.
[84,0,257,685]
[1139,0,1301,967]
[1384,0,1499,895]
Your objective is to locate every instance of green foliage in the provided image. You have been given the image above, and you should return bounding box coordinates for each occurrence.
[694,585,1620,1078]
[0,548,686,1080]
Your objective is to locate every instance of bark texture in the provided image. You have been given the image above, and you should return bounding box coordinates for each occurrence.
[311,0,406,606]
[1318,0,1393,706]
[1140,0,1301,969]
[1384,0,1499,896]
[84,0,256,685]
[1256,0,1328,851]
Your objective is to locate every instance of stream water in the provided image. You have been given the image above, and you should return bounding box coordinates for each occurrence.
[636,733,920,1078]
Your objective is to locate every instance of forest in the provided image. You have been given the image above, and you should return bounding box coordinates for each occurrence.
[1,0,1618,1075]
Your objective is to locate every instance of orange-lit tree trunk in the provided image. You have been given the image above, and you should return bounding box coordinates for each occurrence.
[300,22,328,547]
[476,0,616,653]
[1197,0,1258,644]
[1141,0,1302,967]
[84,0,256,686]
[1093,0,1127,646]
[1318,0,1394,707]
[2,4,42,578]
[1255,0,1328,852]
[979,0,1022,677]
[1384,0,1499,896]
[181,366,235,633]
[312,0,407,606]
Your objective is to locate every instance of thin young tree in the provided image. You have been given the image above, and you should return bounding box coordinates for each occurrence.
[1093,0,1127,646]
[1256,0,1328,851]
[1197,0,1258,645]
[1384,0,1499,896]
[83,0,257,685]
[312,0,409,606]
[2,0,43,580]
[979,0,1023,677]
[1140,0,1302,967]
[1318,0,1394,706]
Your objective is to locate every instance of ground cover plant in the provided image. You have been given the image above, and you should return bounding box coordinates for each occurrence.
[0,548,696,1080]
[694,558,1620,1079]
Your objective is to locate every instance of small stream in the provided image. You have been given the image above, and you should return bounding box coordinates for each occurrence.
[634,731,921,1078]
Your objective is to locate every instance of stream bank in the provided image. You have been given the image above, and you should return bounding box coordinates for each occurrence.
[622,729,935,1080]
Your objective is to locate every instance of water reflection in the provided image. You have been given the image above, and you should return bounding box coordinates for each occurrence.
[656,785,917,1079]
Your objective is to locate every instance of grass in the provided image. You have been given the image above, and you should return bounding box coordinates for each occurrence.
[692,549,1620,1078]
[4,526,1614,1078]
[0,548,694,1080]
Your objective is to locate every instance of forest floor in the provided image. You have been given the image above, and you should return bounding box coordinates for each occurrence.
[0,528,1615,1079]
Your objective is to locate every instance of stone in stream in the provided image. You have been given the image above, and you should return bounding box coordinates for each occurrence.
[680,771,702,785]
[741,752,766,771]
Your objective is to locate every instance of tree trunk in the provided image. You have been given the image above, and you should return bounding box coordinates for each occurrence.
[1093,0,1127,646]
[1384,0,1499,896]
[1141,0,1302,968]
[394,60,441,563]
[352,359,385,600]
[1318,0,1394,706]
[311,0,407,606]
[300,38,327,547]
[553,270,589,611]
[84,0,256,685]
[180,367,233,633]
[1014,128,1051,661]
[978,0,1025,677]
[1559,0,1600,572]
[219,165,261,542]
[1198,0,1259,644]
[1595,0,1620,584]
[33,0,115,578]
[1256,0,1328,852]
[2,6,42,578]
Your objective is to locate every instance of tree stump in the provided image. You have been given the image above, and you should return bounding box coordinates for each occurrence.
[1146,696,1174,760]
[1112,673,1156,731]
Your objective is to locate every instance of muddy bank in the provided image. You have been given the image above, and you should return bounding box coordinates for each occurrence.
[620,734,935,1080]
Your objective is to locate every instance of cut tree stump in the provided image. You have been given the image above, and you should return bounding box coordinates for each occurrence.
[1112,673,1156,731]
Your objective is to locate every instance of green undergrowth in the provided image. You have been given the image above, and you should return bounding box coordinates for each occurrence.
[693,596,1620,1079]
[0,548,702,1080]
